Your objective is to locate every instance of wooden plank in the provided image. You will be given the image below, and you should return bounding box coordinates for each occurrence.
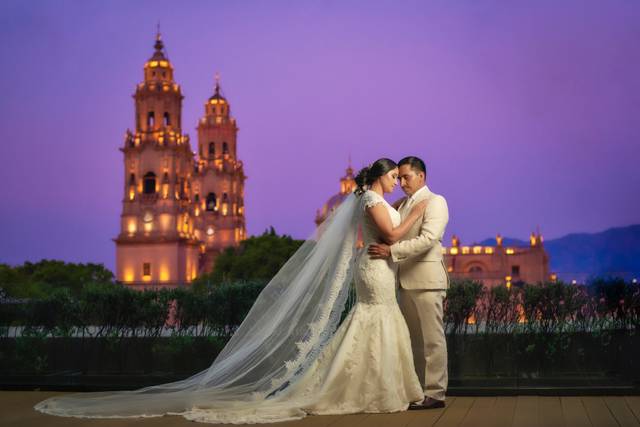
[492,396,517,427]
[363,411,419,427]
[459,397,496,427]
[561,396,592,427]
[124,415,255,427]
[539,396,565,427]
[4,392,107,427]
[512,396,539,427]
[11,391,341,427]
[604,396,640,427]
[624,397,640,424]
[582,396,618,427]
[276,414,345,427]
[13,392,640,427]
[406,396,457,427]
[432,396,474,427]
[324,413,370,427]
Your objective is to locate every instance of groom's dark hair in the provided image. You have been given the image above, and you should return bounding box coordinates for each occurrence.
[398,156,426,176]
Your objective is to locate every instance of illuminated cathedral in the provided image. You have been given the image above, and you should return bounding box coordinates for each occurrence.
[314,163,357,227]
[444,232,551,287]
[114,33,246,287]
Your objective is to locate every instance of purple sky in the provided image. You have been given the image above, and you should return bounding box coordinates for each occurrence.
[1,1,639,272]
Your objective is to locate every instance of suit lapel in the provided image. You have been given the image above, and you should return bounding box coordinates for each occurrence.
[415,184,432,203]
[399,185,433,220]
[399,197,412,219]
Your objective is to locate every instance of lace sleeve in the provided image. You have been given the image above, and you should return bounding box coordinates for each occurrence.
[361,190,384,209]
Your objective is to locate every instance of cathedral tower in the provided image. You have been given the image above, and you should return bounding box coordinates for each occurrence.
[315,162,356,227]
[193,75,247,272]
[114,33,200,287]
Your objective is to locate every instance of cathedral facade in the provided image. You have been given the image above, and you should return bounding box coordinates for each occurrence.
[114,34,246,288]
[444,233,551,287]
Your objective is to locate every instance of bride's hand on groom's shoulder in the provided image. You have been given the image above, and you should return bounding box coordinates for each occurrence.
[411,200,428,216]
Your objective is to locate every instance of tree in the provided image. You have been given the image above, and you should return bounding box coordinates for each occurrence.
[196,227,305,285]
[0,260,115,298]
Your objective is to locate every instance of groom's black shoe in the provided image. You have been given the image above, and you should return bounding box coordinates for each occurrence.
[423,397,445,409]
[409,396,445,410]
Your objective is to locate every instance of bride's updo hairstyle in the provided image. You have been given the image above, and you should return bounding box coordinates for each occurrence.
[354,158,398,196]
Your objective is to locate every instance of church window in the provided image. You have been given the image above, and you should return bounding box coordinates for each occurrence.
[179,178,185,198]
[221,193,229,216]
[147,111,155,128]
[143,263,151,277]
[143,172,156,194]
[206,193,217,211]
[163,112,170,126]
[469,265,483,274]
[511,265,520,277]
[129,173,135,185]
[222,142,229,155]
[209,142,215,156]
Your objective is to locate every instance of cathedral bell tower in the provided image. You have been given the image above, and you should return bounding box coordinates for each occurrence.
[114,33,200,287]
[193,74,247,272]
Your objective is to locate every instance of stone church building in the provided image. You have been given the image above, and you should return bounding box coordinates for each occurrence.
[114,34,246,287]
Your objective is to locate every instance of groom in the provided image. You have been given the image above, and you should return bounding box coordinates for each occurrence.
[368,156,450,410]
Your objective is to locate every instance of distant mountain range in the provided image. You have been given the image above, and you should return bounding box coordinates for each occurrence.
[478,224,640,282]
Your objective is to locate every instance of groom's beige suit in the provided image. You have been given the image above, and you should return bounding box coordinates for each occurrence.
[390,184,449,401]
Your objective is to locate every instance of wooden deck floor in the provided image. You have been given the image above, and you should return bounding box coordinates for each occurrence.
[2,392,639,427]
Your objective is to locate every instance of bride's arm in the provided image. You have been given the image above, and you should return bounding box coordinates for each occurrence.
[366,200,427,245]
[390,195,448,262]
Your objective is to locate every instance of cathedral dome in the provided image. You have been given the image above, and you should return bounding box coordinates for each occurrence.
[147,31,171,65]
[208,79,227,103]
[315,163,356,226]
[142,31,175,85]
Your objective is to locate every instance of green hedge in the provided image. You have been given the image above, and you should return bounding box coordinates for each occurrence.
[0,281,267,340]
[444,278,640,335]
[1,278,638,379]
[2,278,638,340]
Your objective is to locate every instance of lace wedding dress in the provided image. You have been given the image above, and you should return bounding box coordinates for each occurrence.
[34,190,422,424]
[282,190,423,415]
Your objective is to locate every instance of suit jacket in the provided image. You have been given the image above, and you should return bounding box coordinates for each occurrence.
[390,185,450,290]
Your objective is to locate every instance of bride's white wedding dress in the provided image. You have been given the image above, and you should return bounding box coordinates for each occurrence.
[34,190,422,424]
[287,190,423,414]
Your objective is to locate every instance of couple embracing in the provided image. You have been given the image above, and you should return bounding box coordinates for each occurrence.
[35,156,451,424]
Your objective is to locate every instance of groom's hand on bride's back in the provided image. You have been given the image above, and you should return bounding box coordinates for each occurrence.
[368,243,391,259]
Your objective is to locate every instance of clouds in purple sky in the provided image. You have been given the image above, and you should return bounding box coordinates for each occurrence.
[1,0,639,272]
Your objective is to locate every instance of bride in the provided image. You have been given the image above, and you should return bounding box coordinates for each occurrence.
[34,158,428,424]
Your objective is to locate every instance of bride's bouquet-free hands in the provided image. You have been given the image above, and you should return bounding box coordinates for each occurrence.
[411,200,428,217]
[367,200,427,259]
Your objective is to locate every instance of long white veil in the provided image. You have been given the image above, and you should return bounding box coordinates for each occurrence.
[34,192,361,423]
